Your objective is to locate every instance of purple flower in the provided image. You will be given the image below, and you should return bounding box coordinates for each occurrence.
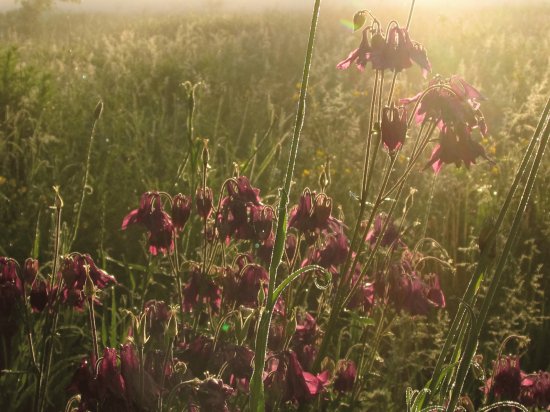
[365,213,402,248]
[122,191,175,255]
[288,189,342,237]
[520,371,550,408]
[22,258,39,284]
[265,350,329,405]
[337,25,431,77]
[172,193,192,232]
[144,299,171,340]
[400,76,487,136]
[485,355,522,401]
[225,262,269,308]
[29,280,51,313]
[333,360,357,393]
[381,250,446,316]
[183,265,221,313]
[426,124,490,173]
[60,254,115,310]
[196,187,214,219]
[216,176,271,243]
[381,104,407,152]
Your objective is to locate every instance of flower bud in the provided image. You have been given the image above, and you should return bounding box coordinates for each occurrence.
[22,258,39,284]
[196,187,214,219]
[172,194,192,231]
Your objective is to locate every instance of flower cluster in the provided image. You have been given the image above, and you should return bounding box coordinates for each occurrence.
[484,355,550,409]
[122,191,192,255]
[337,22,431,77]
[400,76,491,173]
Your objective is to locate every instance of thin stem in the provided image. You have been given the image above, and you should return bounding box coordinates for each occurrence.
[70,111,100,249]
[249,1,322,410]
[446,99,550,411]
[88,298,99,366]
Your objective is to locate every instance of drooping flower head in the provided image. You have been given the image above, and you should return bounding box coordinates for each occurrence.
[381,104,408,152]
[337,16,431,77]
[215,176,273,244]
[172,193,192,232]
[288,189,343,238]
[60,253,115,309]
[122,191,175,255]
[485,355,522,401]
[333,360,357,393]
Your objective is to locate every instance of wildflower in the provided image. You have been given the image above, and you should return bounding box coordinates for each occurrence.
[196,377,234,412]
[29,280,51,313]
[265,350,329,405]
[381,251,446,316]
[182,265,221,313]
[59,254,115,309]
[333,360,357,393]
[337,25,431,77]
[336,29,371,71]
[520,371,550,408]
[122,191,175,255]
[381,104,407,152]
[22,258,39,284]
[144,300,171,341]
[196,187,214,219]
[347,276,375,313]
[365,213,402,248]
[215,176,271,243]
[225,263,268,308]
[288,189,343,237]
[120,343,159,410]
[426,124,491,173]
[180,334,214,377]
[485,355,522,400]
[172,193,192,232]
[96,348,127,407]
[400,76,487,135]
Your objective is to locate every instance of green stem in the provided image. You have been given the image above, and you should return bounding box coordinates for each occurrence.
[70,110,100,250]
[446,98,550,411]
[249,1,322,410]
[422,98,550,408]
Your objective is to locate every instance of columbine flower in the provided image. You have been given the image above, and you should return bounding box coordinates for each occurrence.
[337,24,431,77]
[333,360,357,393]
[22,258,39,284]
[144,299,171,341]
[225,262,269,308]
[426,124,491,173]
[381,104,407,152]
[172,193,192,232]
[29,280,51,313]
[122,191,174,255]
[196,187,214,219]
[60,254,115,309]
[380,250,446,316]
[365,213,402,248]
[182,265,221,313]
[485,355,522,401]
[265,350,329,405]
[288,189,342,237]
[215,176,272,243]
[520,371,550,408]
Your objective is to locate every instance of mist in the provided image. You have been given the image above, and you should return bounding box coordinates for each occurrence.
[0,0,546,13]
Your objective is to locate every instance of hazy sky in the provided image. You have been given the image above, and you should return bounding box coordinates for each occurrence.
[0,0,546,12]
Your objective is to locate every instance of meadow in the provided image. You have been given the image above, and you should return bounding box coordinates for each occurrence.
[0,1,549,411]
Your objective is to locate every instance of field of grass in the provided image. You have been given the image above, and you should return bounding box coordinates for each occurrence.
[0,2,549,411]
